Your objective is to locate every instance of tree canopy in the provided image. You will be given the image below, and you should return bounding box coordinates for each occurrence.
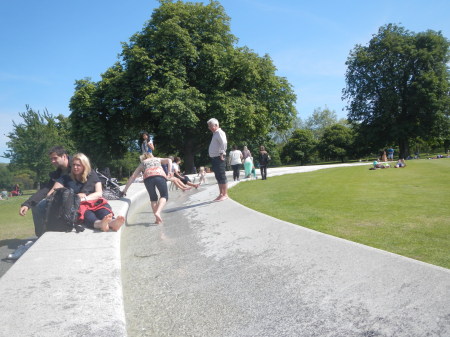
[304,106,338,140]
[343,24,450,159]
[69,0,297,172]
[4,106,76,186]
[317,124,354,163]
[281,129,316,165]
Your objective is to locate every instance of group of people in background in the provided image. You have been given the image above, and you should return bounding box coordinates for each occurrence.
[228,145,270,181]
[370,147,406,169]
[19,118,270,234]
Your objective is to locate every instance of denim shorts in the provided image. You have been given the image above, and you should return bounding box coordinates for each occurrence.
[211,156,227,185]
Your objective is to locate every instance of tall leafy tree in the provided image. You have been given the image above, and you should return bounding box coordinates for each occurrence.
[281,129,316,165]
[69,0,296,172]
[0,165,13,189]
[304,106,338,140]
[271,115,304,144]
[4,106,76,187]
[343,24,450,159]
[317,124,354,163]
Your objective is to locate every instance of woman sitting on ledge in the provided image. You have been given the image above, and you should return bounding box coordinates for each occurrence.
[48,153,125,232]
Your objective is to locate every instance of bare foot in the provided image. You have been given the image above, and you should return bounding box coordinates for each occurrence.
[100,214,112,232]
[109,215,125,231]
[154,212,163,224]
[214,195,222,201]
[215,195,229,202]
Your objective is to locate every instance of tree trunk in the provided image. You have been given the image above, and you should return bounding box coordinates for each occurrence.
[444,140,450,155]
[398,138,410,159]
[183,138,196,174]
[36,171,41,190]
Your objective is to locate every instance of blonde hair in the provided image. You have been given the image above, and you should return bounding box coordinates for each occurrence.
[71,153,92,183]
[140,152,154,162]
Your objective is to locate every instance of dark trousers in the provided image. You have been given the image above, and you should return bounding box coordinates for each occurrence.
[144,176,169,201]
[260,165,267,180]
[231,164,240,181]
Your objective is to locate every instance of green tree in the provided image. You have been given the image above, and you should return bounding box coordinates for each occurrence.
[343,24,450,159]
[114,150,141,178]
[0,165,13,189]
[69,0,296,172]
[304,106,338,140]
[317,124,354,163]
[4,106,76,187]
[281,129,316,165]
[271,115,304,144]
[13,170,36,190]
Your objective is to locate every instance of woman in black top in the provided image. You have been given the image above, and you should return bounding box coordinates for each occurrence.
[48,153,124,231]
[258,146,270,180]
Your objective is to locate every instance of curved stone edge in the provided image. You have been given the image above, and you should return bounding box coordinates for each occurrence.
[0,183,148,337]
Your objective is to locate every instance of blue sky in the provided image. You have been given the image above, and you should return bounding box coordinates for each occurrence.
[1,0,449,163]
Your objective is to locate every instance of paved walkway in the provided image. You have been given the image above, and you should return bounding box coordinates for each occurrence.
[121,164,450,337]
[0,183,149,337]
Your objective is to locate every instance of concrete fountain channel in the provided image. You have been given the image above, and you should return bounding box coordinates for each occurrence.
[120,164,450,337]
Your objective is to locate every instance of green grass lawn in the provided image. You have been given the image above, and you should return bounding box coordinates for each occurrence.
[0,192,35,241]
[229,159,450,269]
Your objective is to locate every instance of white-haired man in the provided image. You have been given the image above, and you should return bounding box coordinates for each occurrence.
[207,118,228,201]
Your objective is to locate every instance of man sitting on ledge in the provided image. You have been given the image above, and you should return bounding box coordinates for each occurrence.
[19,146,71,237]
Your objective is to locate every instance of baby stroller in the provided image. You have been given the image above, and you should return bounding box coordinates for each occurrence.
[95,168,122,200]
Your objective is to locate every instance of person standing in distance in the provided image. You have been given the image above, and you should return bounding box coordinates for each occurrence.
[207,118,228,202]
[19,146,71,237]
[141,132,155,154]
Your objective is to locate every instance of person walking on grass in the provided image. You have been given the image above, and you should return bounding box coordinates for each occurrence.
[207,118,228,202]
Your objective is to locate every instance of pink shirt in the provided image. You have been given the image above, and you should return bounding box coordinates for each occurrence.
[141,158,167,179]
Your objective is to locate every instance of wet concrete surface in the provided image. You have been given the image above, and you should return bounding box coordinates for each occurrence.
[121,171,450,337]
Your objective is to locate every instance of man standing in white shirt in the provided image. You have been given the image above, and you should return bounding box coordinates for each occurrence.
[207,118,228,201]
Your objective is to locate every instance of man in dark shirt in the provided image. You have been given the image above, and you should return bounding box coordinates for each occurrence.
[19,146,71,237]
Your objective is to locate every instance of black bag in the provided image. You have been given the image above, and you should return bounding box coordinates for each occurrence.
[44,188,84,233]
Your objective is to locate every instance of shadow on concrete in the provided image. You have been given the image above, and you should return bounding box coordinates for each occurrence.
[0,238,28,250]
[0,238,36,278]
[126,222,159,228]
[164,200,215,213]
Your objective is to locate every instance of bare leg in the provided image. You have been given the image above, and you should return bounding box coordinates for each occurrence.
[215,183,228,201]
[151,201,158,214]
[108,215,125,231]
[154,197,167,224]
[93,213,112,232]
[173,178,191,191]
[186,181,200,189]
